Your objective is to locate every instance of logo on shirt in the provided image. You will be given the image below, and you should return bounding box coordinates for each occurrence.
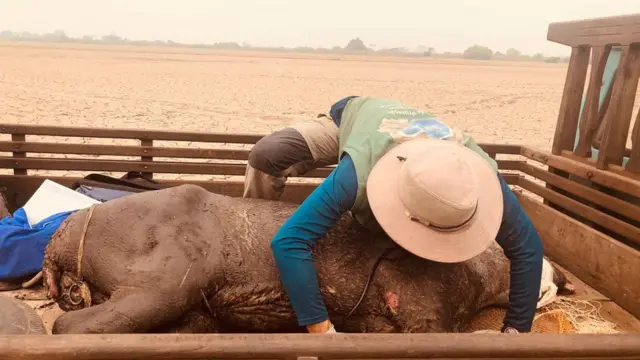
[379,118,455,144]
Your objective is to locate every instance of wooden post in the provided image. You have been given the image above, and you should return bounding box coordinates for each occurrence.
[545,46,590,209]
[10,133,27,176]
[574,46,612,157]
[626,111,640,173]
[597,44,640,169]
[551,46,591,156]
[140,138,153,179]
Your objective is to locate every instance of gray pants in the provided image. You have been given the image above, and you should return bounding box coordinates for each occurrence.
[243,115,340,200]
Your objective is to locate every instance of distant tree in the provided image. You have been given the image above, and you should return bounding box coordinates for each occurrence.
[379,47,408,54]
[463,45,493,60]
[82,34,94,42]
[423,47,435,56]
[532,52,544,61]
[544,56,561,63]
[213,42,241,49]
[345,38,368,51]
[506,48,521,59]
[102,33,123,43]
[43,30,69,42]
[294,46,315,53]
[0,30,14,38]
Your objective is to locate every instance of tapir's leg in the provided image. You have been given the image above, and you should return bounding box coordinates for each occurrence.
[152,310,219,334]
[52,290,186,334]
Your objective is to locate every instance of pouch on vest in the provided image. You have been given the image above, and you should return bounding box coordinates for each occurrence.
[71,172,165,202]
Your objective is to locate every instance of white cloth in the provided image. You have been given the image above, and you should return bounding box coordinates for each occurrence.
[537,258,559,309]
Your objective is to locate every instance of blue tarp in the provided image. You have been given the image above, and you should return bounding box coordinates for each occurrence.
[0,208,74,280]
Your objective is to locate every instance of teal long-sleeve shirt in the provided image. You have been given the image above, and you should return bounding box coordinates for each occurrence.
[270,152,544,332]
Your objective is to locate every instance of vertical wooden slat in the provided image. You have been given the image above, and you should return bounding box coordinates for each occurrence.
[575,45,612,157]
[140,139,153,179]
[626,111,640,173]
[592,68,617,150]
[597,44,640,169]
[551,46,591,155]
[546,46,590,209]
[11,134,27,176]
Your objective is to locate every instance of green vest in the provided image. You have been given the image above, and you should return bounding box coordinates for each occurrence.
[338,96,498,230]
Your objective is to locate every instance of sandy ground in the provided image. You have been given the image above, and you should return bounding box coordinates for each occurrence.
[0,41,575,147]
[0,42,639,334]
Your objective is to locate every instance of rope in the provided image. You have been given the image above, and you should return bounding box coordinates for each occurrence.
[21,271,43,288]
[536,296,620,334]
[22,205,97,289]
[77,205,97,279]
[346,247,397,318]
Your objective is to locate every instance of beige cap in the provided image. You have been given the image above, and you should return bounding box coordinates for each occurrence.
[367,138,503,263]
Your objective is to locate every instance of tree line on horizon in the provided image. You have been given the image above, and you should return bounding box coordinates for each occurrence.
[0,30,569,63]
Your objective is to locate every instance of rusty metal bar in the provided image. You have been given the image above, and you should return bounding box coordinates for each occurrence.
[2,333,639,360]
[0,141,252,160]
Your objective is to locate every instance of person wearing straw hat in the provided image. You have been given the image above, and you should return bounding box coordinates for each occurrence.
[244,96,544,334]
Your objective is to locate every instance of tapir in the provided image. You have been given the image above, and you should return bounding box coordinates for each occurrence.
[43,184,572,334]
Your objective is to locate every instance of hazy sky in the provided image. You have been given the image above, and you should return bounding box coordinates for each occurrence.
[1,0,639,56]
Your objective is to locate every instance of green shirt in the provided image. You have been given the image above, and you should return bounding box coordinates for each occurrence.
[338,96,498,229]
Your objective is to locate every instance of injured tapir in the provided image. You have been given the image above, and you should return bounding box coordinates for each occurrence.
[43,184,573,334]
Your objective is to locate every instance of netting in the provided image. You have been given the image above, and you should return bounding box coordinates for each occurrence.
[534,297,620,334]
[466,296,620,334]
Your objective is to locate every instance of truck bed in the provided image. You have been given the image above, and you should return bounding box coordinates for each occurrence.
[5,260,638,335]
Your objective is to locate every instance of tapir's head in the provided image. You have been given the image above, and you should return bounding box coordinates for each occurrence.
[550,263,576,295]
[43,215,108,312]
[546,257,576,295]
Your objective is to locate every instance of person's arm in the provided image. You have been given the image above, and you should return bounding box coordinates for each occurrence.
[494,174,544,332]
[270,154,358,329]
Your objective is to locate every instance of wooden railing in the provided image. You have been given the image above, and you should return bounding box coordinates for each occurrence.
[1,333,639,360]
[548,13,640,172]
[0,123,520,209]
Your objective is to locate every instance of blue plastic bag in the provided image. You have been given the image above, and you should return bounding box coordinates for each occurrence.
[0,208,73,280]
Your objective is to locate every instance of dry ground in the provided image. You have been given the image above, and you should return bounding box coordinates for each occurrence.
[0,41,574,148]
[0,42,638,334]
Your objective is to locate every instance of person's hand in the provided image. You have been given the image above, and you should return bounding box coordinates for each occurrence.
[325,324,338,334]
[501,325,520,334]
[307,320,336,333]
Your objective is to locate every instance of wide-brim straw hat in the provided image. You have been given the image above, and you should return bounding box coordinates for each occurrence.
[367,138,503,263]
